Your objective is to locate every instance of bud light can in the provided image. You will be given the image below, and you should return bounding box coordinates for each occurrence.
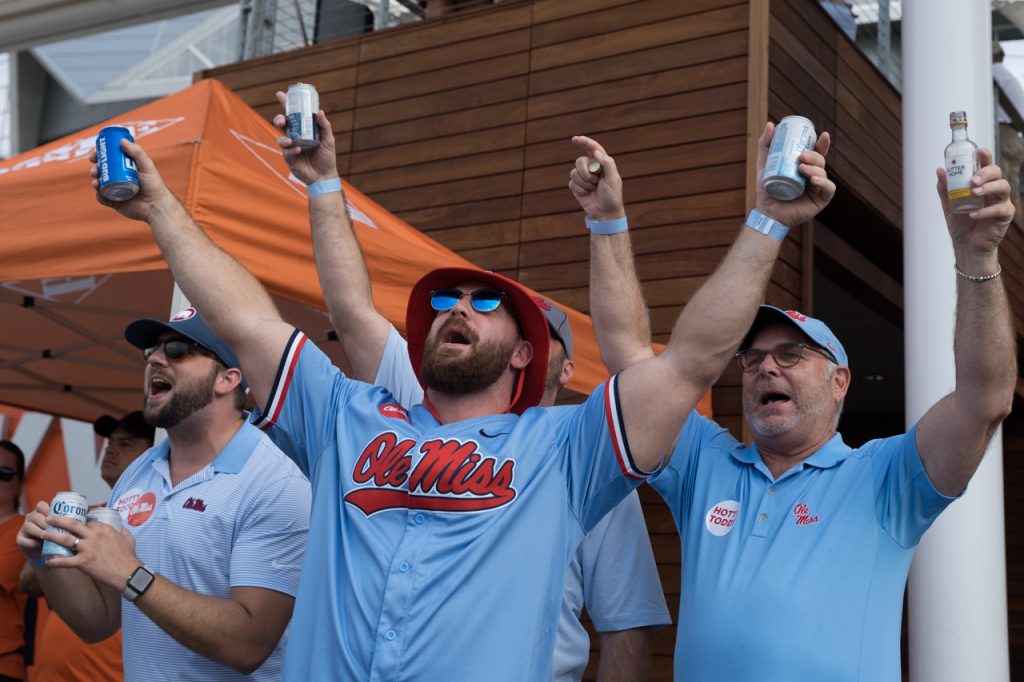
[286,82,320,150]
[86,507,123,533]
[762,115,817,201]
[96,126,140,201]
[42,492,88,558]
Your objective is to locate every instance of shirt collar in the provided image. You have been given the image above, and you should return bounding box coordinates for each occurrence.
[142,422,259,475]
[731,432,852,473]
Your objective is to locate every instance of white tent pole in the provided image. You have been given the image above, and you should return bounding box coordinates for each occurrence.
[903,1,1010,680]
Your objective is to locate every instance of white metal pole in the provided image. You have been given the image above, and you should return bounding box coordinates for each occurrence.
[903,2,1009,680]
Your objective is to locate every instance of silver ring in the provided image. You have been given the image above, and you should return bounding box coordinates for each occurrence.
[73,537,80,549]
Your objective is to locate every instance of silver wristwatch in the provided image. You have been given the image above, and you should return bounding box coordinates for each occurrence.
[123,565,155,602]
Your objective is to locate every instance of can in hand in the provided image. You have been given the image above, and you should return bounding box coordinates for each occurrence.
[86,507,123,533]
[96,126,140,202]
[286,82,320,150]
[41,492,88,558]
[762,116,817,201]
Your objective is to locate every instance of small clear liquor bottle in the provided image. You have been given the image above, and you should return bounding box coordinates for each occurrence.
[944,111,983,213]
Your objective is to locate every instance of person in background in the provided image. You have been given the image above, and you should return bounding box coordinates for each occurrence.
[0,440,28,682]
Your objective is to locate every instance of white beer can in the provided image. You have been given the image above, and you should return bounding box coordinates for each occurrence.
[41,491,88,558]
[286,82,320,150]
[763,115,817,201]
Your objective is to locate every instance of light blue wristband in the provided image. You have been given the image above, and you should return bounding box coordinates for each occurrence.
[28,556,44,567]
[745,209,789,241]
[585,215,629,234]
[307,177,342,197]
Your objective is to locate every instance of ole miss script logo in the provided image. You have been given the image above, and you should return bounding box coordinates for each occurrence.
[344,432,517,516]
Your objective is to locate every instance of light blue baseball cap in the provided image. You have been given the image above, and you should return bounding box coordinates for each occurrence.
[741,305,848,367]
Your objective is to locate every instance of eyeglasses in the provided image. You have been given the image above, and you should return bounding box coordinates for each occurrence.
[735,342,835,373]
[0,467,17,482]
[430,288,509,313]
[143,338,205,361]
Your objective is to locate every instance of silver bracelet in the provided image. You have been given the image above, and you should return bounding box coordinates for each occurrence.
[953,263,1002,282]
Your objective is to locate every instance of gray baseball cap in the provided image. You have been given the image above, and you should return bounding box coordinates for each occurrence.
[532,296,574,360]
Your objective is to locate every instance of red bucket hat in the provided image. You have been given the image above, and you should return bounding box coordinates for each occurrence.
[406,267,550,415]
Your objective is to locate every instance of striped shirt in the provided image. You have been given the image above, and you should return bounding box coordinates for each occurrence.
[109,422,310,682]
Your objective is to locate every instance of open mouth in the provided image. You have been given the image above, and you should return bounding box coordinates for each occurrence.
[443,328,471,345]
[148,376,173,400]
[760,391,791,406]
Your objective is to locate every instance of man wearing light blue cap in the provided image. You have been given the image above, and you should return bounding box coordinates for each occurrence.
[573,128,1017,680]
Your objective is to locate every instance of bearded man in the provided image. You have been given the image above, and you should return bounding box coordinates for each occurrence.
[18,313,311,682]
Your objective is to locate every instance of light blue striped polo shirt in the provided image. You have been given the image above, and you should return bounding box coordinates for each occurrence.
[109,421,311,682]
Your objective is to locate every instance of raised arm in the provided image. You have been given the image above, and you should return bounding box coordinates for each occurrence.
[584,124,835,471]
[567,138,653,373]
[272,92,391,381]
[916,150,1016,496]
[90,143,292,409]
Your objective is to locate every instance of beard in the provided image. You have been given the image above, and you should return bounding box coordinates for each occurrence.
[421,319,517,395]
[144,364,218,429]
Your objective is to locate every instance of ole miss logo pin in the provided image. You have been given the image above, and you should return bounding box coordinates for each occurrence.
[379,404,409,421]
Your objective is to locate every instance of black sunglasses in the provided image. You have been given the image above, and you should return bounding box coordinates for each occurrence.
[735,342,835,373]
[0,466,17,482]
[143,338,206,361]
[430,288,509,313]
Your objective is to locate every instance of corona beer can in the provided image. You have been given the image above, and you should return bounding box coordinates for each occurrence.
[96,126,140,201]
[286,82,320,150]
[86,507,123,533]
[41,492,88,558]
[762,115,817,201]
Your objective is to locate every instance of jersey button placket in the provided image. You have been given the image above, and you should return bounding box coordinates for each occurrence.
[751,483,776,539]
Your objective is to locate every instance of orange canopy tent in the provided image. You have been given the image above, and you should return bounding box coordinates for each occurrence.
[0,78,634,423]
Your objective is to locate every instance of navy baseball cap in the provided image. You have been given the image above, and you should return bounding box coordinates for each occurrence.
[94,411,155,443]
[533,296,574,360]
[741,305,848,367]
[124,307,245,376]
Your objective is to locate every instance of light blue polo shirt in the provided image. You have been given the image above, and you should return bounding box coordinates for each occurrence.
[109,421,311,682]
[651,411,957,682]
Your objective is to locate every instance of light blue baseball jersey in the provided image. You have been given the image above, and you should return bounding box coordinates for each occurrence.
[252,330,649,682]
[375,324,671,681]
[108,422,311,682]
[650,411,957,682]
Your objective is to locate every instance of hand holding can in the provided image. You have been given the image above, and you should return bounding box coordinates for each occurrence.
[286,83,320,150]
[96,126,140,201]
[41,492,88,558]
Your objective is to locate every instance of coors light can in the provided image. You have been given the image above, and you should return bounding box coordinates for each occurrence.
[762,115,817,201]
[96,126,140,201]
[86,507,123,533]
[286,82,320,150]
[41,491,88,558]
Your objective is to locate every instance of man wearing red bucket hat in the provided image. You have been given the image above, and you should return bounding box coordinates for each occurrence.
[84,105,830,680]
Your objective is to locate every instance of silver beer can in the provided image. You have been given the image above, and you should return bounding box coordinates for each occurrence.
[41,491,88,558]
[86,507,123,533]
[763,115,817,201]
[286,82,320,150]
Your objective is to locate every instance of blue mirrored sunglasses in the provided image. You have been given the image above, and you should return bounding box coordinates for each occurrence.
[430,288,509,313]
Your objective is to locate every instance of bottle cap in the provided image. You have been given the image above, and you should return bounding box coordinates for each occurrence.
[949,110,968,126]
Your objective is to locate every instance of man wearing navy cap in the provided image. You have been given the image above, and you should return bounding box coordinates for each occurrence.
[573,131,1017,680]
[18,310,311,682]
[93,412,155,489]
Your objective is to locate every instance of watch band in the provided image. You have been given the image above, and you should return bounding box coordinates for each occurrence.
[123,565,155,602]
